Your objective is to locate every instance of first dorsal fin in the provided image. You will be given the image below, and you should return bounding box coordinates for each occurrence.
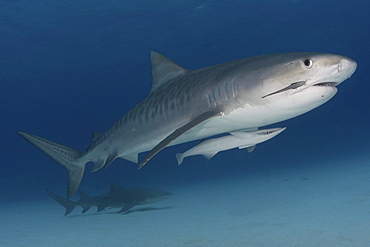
[150,51,188,93]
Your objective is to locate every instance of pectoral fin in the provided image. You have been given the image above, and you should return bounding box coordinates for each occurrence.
[138,110,222,169]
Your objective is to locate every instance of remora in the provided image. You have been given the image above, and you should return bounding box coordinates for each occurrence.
[175,127,286,165]
[18,51,357,197]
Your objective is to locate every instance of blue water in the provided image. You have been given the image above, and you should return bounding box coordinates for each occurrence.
[1,0,369,245]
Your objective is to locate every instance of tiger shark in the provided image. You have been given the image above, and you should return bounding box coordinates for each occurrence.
[176,127,286,165]
[17,51,357,198]
[46,183,173,215]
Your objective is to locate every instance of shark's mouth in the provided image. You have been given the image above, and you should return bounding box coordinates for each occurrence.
[313,82,338,87]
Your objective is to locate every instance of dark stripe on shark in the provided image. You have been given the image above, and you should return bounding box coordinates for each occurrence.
[138,110,222,169]
[262,81,306,98]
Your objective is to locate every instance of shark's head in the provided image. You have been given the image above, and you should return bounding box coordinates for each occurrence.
[259,53,357,97]
[232,53,357,125]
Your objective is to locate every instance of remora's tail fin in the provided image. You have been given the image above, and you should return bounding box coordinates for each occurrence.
[17,131,84,198]
[46,189,76,216]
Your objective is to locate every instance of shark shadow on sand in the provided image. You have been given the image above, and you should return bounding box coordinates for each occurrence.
[46,183,173,216]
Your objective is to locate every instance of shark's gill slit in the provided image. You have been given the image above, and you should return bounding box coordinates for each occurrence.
[262,81,306,98]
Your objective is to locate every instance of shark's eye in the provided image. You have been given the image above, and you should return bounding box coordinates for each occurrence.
[303,59,313,68]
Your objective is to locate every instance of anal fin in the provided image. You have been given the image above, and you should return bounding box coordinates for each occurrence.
[202,151,218,161]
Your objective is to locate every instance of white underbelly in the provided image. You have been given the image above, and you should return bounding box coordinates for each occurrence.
[172,105,275,145]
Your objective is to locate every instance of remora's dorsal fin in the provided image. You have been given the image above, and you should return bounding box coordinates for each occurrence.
[17,131,85,198]
[202,152,218,161]
[150,51,188,93]
[138,110,222,169]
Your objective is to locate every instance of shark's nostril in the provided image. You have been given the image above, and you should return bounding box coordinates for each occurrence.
[340,58,358,76]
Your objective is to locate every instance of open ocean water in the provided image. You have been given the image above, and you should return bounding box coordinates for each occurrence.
[1,0,369,246]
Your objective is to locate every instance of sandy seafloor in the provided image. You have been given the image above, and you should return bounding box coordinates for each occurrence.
[1,154,369,247]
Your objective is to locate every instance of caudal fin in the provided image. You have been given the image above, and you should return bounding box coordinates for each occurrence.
[17,131,85,198]
[46,189,76,216]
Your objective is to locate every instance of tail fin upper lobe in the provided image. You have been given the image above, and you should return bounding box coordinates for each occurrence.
[17,131,85,198]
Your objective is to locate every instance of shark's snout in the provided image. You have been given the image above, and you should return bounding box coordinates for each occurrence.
[317,56,357,87]
[339,57,357,79]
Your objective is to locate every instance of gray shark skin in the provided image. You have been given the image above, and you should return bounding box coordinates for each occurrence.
[46,183,173,216]
[18,51,357,198]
